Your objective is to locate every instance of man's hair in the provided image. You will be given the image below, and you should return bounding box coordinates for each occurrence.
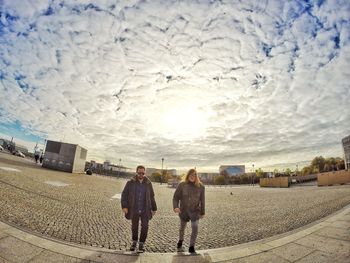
[136,165,145,171]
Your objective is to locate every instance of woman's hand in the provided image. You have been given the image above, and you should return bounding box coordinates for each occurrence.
[174,208,180,213]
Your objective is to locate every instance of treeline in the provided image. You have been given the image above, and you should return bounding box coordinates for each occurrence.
[301,156,345,175]
[149,156,346,185]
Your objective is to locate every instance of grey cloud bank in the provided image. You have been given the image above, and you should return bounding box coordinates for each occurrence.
[0,0,349,171]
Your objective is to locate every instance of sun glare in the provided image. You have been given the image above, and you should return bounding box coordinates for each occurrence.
[157,104,210,141]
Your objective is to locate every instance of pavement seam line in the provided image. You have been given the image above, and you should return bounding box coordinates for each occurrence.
[288,247,318,263]
[0,178,62,202]
[313,232,350,243]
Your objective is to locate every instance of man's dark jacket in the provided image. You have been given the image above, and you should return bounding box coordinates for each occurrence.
[121,176,157,220]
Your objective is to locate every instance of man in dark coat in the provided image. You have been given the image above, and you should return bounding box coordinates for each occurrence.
[121,165,157,252]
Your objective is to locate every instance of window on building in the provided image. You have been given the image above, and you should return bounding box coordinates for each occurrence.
[80,148,87,159]
[46,141,61,154]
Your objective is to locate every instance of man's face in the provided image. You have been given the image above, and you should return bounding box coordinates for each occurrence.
[137,168,145,180]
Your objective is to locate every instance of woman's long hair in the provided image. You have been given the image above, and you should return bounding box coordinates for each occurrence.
[183,168,202,187]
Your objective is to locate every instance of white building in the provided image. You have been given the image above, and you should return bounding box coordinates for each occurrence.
[342,135,350,170]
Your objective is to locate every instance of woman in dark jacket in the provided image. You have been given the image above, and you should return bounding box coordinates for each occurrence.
[173,168,205,253]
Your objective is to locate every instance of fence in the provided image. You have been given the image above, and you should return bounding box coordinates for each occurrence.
[260,177,289,188]
[317,170,350,186]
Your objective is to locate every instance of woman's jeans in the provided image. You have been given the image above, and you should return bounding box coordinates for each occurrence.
[179,219,199,246]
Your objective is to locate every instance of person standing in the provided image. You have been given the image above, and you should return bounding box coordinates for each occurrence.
[173,168,205,253]
[121,165,157,252]
[34,151,40,163]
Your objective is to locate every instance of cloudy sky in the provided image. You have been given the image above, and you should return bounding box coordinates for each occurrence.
[0,0,349,172]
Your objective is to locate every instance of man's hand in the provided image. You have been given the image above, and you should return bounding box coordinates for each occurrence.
[122,208,128,214]
[152,211,156,216]
[174,208,180,213]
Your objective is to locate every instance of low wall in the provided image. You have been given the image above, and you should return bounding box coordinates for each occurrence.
[260,177,289,188]
[317,170,350,186]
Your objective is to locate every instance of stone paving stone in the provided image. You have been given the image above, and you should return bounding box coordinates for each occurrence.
[27,250,84,263]
[207,247,264,262]
[228,251,290,263]
[340,214,350,221]
[85,252,141,263]
[270,242,315,262]
[294,250,348,263]
[0,222,11,232]
[0,232,9,239]
[329,220,350,229]
[314,226,350,241]
[0,236,43,263]
[0,256,11,263]
[295,235,350,255]
[167,254,212,263]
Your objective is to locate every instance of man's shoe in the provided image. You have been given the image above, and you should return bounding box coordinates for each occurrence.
[189,246,196,253]
[130,241,137,251]
[138,242,145,253]
[177,240,183,252]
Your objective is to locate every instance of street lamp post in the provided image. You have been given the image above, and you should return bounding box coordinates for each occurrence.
[161,158,164,185]
[118,158,121,177]
[252,164,255,186]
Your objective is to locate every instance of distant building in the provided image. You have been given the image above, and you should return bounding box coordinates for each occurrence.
[105,163,127,173]
[42,140,87,173]
[146,168,177,177]
[103,161,110,170]
[86,160,128,175]
[90,160,96,168]
[0,138,28,154]
[198,172,219,182]
[342,135,350,170]
[219,165,245,176]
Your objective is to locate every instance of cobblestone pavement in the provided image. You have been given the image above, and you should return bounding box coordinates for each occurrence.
[1,153,350,253]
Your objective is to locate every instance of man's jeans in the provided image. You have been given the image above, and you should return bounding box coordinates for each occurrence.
[131,212,149,243]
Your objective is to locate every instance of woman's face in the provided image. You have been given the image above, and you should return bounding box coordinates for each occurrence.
[188,172,196,183]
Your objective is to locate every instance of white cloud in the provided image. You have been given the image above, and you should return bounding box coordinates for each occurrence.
[0,0,349,171]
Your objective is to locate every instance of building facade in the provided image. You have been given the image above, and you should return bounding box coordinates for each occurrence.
[198,172,219,182]
[219,165,245,176]
[0,138,28,154]
[342,135,350,170]
[42,140,87,173]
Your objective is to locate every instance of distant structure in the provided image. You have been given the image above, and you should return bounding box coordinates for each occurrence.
[342,135,350,170]
[146,168,177,177]
[42,140,87,173]
[101,160,127,172]
[0,137,28,154]
[198,172,219,182]
[85,160,130,176]
[219,165,245,177]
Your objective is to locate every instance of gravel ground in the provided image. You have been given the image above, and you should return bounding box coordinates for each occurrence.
[1,152,350,253]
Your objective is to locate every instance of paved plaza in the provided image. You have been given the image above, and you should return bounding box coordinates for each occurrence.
[0,153,350,254]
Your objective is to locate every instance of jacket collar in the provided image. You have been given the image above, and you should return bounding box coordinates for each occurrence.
[131,175,150,184]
